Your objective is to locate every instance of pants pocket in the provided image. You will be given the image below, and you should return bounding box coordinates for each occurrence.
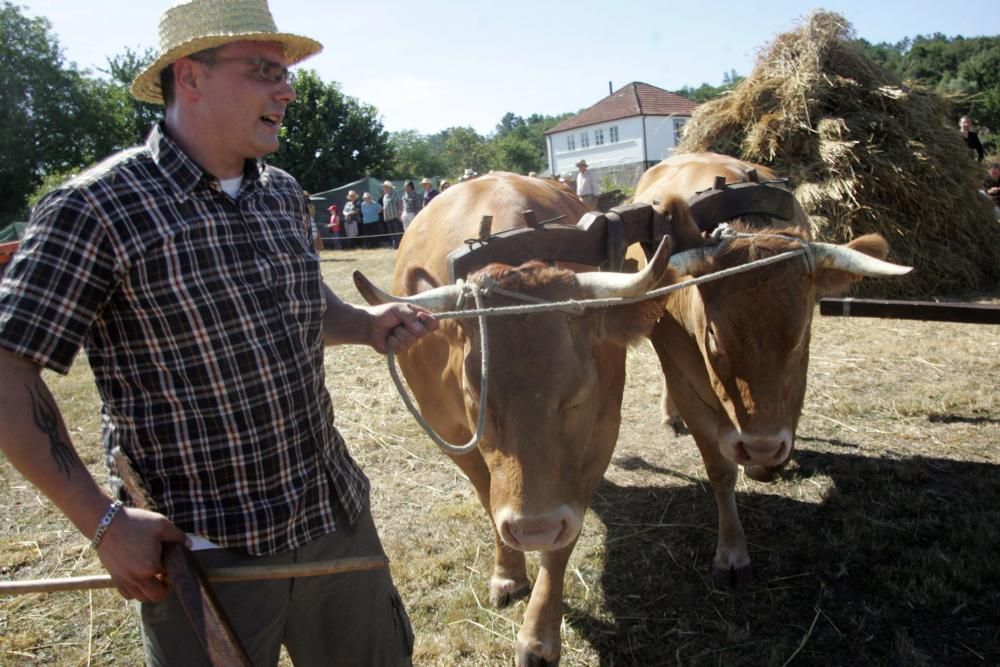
[390,588,415,658]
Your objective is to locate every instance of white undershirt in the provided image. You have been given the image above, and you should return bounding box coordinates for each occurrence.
[219,176,244,198]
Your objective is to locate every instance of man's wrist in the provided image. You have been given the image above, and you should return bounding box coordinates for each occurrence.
[90,500,124,550]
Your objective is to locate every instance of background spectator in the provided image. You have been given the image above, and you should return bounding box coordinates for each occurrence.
[960,115,985,162]
[402,181,421,231]
[360,192,382,249]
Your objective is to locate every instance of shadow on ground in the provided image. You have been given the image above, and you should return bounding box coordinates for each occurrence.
[569,446,1000,666]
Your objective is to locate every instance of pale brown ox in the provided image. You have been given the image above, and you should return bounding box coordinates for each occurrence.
[633,152,911,586]
[354,172,675,666]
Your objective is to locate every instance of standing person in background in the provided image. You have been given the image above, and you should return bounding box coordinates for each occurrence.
[960,115,985,162]
[575,159,598,210]
[983,161,1000,217]
[420,178,438,207]
[0,1,436,664]
[439,179,451,192]
[381,181,403,248]
[327,203,344,249]
[401,181,421,232]
[360,192,382,249]
[303,191,324,252]
[342,190,361,248]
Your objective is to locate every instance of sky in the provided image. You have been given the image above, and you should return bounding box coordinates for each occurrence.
[16,0,1000,137]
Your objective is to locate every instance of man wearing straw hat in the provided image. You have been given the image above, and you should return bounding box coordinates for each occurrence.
[575,159,598,210]
[0,0,435,664]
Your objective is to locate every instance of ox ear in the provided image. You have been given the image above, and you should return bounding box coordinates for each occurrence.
[813,234,897,297]
[590,296,668,347]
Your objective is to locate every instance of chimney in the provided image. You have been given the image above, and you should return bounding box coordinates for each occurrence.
[608,81,613,95]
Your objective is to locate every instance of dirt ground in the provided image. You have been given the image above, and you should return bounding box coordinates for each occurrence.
[1,248,998,666]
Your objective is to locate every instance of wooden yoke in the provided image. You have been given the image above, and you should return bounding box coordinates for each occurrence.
[445,202,671,281]
[687,178,798,233]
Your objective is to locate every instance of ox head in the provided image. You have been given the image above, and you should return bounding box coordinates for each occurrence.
[355,239,674,551]
[667,227,911,480]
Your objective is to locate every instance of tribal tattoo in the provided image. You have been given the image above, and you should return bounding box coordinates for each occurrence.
[26,383,76,480]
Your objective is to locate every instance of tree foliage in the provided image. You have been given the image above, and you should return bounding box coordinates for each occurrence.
[855,34,1000,154]
[384,112,573,182]
[270,69,392,192]
[672,70,745,103]
[0,3,95,220]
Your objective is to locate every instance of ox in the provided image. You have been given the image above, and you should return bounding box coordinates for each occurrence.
[354,172,675,666]
[634,152,911,585]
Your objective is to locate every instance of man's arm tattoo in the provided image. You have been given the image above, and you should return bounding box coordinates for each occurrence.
[26,383,76,480]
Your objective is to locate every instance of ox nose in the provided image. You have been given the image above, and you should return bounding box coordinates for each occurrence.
[720,428,792,467]
[495,506,580,552]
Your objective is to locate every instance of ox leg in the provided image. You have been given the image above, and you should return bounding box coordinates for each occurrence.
[448,451,531,607]
[490,535,531,608]
[516,542,575,667]
[651,341,752,586]
[661,375,689,436]
[700,450,753,587]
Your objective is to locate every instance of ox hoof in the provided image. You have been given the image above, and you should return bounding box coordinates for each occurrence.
[744,464,779,483]
[517,642,560,667]
[489,579,531,608]
[669,418,690,437]
[712,563,753,588]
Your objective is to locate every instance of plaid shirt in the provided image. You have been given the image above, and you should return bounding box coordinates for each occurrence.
[382,189,403,221]
[0,125,368,555]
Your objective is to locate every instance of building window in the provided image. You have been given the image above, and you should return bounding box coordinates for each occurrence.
[673,118,687,142]
[610,126,619,143]
[580,131,590,148]
[595,128,604,146]
[567,134,575,151]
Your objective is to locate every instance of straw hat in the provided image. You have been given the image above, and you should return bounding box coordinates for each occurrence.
[420,178,432,185]
[130,0,323,104]
[576,159,588,168]
[382,180,394,188]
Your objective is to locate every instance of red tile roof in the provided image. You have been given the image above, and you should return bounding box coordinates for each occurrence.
[546,82,699,134]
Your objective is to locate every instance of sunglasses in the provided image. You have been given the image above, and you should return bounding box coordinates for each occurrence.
[190,55,295,85]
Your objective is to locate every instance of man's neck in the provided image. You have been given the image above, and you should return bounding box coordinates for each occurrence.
[164,114,246,179]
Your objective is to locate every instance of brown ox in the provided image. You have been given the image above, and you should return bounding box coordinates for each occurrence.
[355,172,674,666]
[634,152,911,585]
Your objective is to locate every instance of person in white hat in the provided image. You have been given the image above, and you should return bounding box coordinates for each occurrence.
[0,1,435,664]
[380,180,403,248]
[420,177,438,207]
[575,159,598,210]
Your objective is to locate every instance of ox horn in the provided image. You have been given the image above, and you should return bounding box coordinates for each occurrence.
[810,243,913,277]
[353,271,465,311]
[576,237,674,297]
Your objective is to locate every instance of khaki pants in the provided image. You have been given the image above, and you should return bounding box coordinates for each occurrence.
[140,501,413,667]
[580,194,598,210]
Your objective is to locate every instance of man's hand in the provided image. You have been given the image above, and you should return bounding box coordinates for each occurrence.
[365,303,438,354]
[95,507,190,603]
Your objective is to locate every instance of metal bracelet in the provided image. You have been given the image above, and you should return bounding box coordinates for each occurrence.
[90,500,124,550]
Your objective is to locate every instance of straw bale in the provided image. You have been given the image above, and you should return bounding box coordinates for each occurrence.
[678,10,1000,298]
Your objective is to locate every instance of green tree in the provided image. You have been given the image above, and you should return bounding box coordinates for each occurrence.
[270,69,393,192]
[388,130,446,180]
[0,3,95,220]
[101,47,162,144]
[440,126,490,178]
[672,70,744,103]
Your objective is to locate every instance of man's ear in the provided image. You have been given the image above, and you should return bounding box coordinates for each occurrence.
[171,57,204,101]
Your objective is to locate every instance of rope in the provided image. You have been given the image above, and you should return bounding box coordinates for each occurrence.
[387,283,489,455]
[386,230,810,456]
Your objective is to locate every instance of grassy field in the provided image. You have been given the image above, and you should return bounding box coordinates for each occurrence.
[2,247,998,666]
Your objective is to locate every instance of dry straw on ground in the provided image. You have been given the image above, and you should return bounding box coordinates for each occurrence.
[678,10,1000,298]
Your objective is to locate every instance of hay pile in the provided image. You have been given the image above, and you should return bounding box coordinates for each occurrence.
[678,10,1000,298]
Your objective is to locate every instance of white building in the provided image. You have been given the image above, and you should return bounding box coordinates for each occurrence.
[545,82,699,186]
